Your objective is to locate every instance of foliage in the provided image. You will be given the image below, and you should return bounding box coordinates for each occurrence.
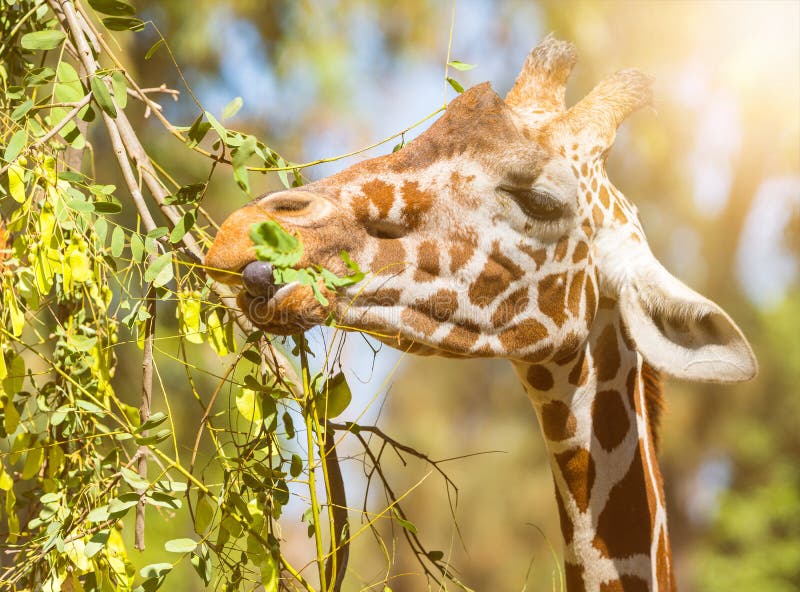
[0,1,472,591]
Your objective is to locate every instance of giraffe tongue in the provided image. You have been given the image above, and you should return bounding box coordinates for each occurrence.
[242,261,277,299]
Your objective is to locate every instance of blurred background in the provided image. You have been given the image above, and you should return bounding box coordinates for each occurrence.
[102,1,799,590]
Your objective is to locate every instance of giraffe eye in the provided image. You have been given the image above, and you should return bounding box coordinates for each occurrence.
[499,186,565,221]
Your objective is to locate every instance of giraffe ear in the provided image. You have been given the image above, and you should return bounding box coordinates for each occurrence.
[615,251,757,383]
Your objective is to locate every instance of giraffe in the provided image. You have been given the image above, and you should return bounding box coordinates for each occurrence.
[205,36,757,591]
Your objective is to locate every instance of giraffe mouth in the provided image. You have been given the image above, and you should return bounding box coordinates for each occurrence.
[236,260,331,334]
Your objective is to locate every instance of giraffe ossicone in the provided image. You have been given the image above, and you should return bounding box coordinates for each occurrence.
[207,36,756,592]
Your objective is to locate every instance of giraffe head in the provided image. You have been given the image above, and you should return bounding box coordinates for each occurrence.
[207,36,756,383]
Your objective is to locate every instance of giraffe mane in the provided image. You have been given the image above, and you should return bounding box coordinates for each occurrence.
[642,361,664,451]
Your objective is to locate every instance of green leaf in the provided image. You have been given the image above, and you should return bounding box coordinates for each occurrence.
[446,77,465,94]
[140,563,173,579]
[90,75,118,118]
[11,100,32,121]
[164,183,206,205]
[108,494,139,516]
[315,372,352,419]
[391,507,418,534]
[8,165,26,202]
[134,428,171,445]
[55,62,85,104]
[102,16,145,31]
[249,220,303,268]
[111,226,125,257]
[204,111,227,143]
[194,494,215,534]
[120,466,149,490]
[85,530,110,558]
[59,170,85,182]
[137,411,167,432]
[186,114,211,148]
[144,252,173,287]
[232,134,256,193]
[259,554,279,592]
[20,30,65,50]
[283,412,295,439]
[94,199,123,214]
[111,71,128,109]
[130,232,144,262]
[448,60,476,71]
[236,388,262,423]
[25,67,55,87]
[145,39,164,60]
[164,538,197,553]
[170,211,196,243]
[147,491,182,509]
[71,335,97,352]
[290,454,302,478]
[67,198,94,213]
[87,505,110,523]
[3,130,27,164]
[222,96,243,120]
[89,0,136,16]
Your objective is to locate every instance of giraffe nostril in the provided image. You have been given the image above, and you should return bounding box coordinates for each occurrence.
[242,261,277,298]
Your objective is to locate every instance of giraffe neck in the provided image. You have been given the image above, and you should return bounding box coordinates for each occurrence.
[512,301,674,592]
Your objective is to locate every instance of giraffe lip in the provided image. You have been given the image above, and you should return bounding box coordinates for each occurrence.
[242,281,298,306]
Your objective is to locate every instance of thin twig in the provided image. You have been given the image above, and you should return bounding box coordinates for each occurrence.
[135,279,156,550]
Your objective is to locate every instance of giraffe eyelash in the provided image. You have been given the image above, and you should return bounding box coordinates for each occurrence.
[498,186,568,221]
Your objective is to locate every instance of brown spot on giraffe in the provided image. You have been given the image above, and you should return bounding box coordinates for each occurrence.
[359,288,403,307]
[498,318,549,352]
[448,230,477,273]
[592,204,604,226]
[592,389,630,451]
[541,400,577,441]
[613,201,628,224]
[572,240,589,263]
[598,184,611,208]
[527,364,554,391]
[554,483,574,545]
[439,321,481,352]
[400,308,437,337]
[600,577,649,592]
[468,243,524,307]
[568,349,591,387]
[414,240,440,282]
[359,178,395,219]
[520,244,547,269]
[593,446,654,558]
[565,563,585,592]
[401,180,435,229]
[554,235,570,261]
[567,269,585,316]
[554,331,582,365]
[538,272,568,326]
[583,275,598,329]
[595,324,621,381]
[410,289,459,322]
[555,447,595,513]
[370,238,407,275]
[492,287,530,328]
